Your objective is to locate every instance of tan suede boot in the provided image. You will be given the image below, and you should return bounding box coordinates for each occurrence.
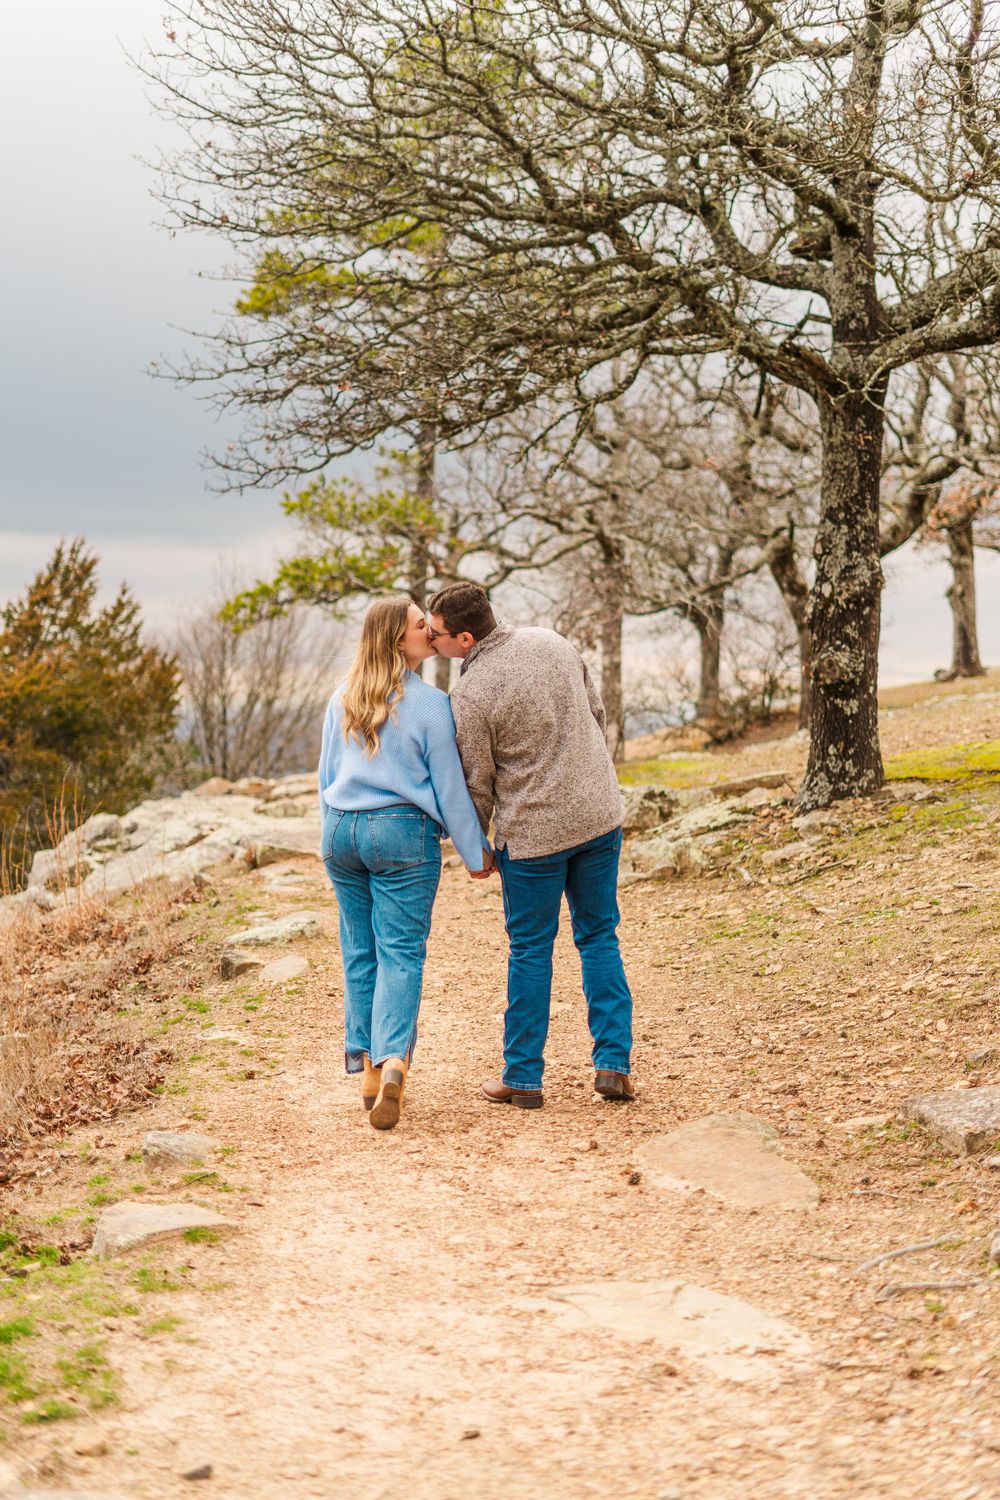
[361,1053,381,1113]
[369,1055,408,1131]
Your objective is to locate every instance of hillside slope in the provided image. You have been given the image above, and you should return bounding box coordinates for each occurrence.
[0,683,999,1498]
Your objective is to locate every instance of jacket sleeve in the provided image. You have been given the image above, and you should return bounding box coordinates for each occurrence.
[424,701,492,871]
[581,656,607,735]
[450,692,497,843]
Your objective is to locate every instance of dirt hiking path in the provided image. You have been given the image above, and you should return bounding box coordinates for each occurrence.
[5,804,1000,1500]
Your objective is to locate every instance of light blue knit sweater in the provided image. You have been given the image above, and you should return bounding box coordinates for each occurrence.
[317,670,489,871]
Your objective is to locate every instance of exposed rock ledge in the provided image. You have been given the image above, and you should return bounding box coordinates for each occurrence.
[1,773,321,928]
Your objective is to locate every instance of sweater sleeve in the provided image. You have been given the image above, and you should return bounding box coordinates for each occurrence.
[424,700,491,871]
[317,697,337,819]
[581,655,607,735]
[450,692,497,841]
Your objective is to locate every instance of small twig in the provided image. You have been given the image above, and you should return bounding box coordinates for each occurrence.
[876,1279,989,1302]
[855,1235,952,1274]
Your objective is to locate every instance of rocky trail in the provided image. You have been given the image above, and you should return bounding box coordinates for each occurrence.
[3,687,1000,1498]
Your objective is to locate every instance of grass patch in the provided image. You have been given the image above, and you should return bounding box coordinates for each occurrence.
[55,1342,116,1409]
[618,755,716,788]
[0,1317,36,1345]
[143,1314,183,1336]
[884,741,1000,783]
[132,1265,184,1294]
[0,1352,36,1404]
[22,1398,77,1424]
[183,1227,221,1245]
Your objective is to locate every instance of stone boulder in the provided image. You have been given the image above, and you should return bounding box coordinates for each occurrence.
[259,954,309,983]
[91,1201,236,1256]
[5,786,322,924]
[143,1130,218,1171]
[223,911,324,947]
[219,949,264,979]
[705,772,790,799]
[267,773,316,801]
[230,777,274,798]
[636,1113,819,1210]
[903,1084,1000,1154]
[193,776,233,796]
[621,785,677,837]
[531,1279,812,1384]
[622,798,751,882]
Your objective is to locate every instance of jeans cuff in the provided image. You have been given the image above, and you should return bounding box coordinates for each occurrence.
[594,1057,631,1074]
[503,1074,543,1091]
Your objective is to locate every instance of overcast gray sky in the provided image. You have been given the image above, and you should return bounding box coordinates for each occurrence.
[0,0,996,680]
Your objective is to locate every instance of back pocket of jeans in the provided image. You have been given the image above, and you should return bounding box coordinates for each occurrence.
[321,808,344,860]
[367,813,426,870]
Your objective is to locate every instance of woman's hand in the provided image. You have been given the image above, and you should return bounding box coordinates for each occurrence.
[468,848,496,879]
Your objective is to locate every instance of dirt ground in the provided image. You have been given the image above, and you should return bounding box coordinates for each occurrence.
[3,687,1000,1499]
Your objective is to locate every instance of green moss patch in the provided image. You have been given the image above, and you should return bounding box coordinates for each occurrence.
[618,754,719,788]
[884,741,1000,782]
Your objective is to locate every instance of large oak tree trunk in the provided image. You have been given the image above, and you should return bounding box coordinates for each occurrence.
[942,521,984,679]
[798,391,886,809]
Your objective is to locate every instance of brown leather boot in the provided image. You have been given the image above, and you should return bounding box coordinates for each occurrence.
[370,1056,408,1130]
[361,1053,381,1113]
[480,1079,544,1109]
[594,1070,636,1101]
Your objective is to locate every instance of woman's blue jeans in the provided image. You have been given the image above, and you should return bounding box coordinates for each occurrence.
[321,806,442,1072]
[496,826,633,1092]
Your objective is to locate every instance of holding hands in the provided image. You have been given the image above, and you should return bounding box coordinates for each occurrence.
[469,847,496,880]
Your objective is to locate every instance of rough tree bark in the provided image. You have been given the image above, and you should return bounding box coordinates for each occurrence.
[942,521,985,678]
[597,533,627,763]
[768,538,812,728]
[803,390,887,808]
[690,603,725,727]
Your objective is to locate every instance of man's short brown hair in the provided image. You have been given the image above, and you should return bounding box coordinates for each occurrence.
[428,582,497,641]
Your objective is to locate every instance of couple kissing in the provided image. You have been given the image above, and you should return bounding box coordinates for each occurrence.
[317,582,635,1130]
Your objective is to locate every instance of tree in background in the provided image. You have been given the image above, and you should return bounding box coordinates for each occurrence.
[150,0,1000,808]
[901,356,1000,679]
[174,572,342,782]
[0,541,180,878]
[223,450,584,688]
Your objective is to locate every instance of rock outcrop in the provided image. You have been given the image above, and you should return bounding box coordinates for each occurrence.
[1,773,321,927]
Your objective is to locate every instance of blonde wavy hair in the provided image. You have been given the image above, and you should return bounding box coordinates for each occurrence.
[341,595,412,755]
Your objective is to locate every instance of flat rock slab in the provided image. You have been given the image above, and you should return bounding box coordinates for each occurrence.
[636,1113,819,1210]
[219,948,264,978]
[258,954,309,983]
[903,1084,1000,1154]
[91,1201,237,1257]
[223,911,324,947]
[534,1280,812,1384]
[143,1130,217,1171]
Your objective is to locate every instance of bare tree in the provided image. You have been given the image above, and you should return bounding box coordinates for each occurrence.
[148,0,1000,807]
[174,575,342,780]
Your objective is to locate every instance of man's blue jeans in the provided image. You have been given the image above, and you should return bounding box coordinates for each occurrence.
[496,826,632,1091]
[321,806,441,1072]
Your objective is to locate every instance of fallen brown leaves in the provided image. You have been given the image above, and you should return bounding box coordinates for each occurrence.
[0,885,195,1183]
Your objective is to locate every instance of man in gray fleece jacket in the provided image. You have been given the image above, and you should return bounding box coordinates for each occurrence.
[428,582,634,1107]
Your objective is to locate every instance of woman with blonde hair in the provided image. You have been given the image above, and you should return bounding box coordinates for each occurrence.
[318,596,492,1129]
